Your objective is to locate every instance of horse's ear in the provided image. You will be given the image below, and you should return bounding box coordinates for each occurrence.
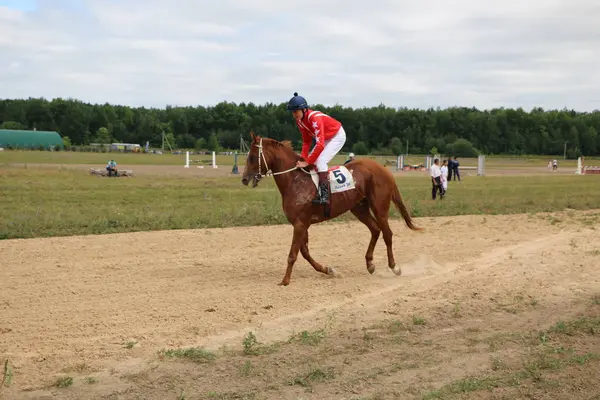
[250,131,262,143]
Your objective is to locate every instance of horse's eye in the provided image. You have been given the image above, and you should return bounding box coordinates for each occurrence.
[248,155,256,163]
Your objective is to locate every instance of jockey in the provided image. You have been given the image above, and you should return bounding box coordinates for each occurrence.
[287,92,347,205]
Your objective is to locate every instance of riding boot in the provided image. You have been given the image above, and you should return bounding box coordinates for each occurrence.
[312,172,330,205]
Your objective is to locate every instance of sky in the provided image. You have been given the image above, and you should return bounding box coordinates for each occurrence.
[1,0,599,111]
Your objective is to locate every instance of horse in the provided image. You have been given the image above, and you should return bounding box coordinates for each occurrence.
[241,132,423,286]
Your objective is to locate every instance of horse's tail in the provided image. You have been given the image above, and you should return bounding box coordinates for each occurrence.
[391,184,423,231]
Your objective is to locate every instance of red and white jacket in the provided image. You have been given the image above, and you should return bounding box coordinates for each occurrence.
[297,109,342,165]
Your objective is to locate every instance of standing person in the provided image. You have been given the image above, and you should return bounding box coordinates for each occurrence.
[447,157,454,181]
[440,159,449,193]
[453,156,461,181]
[430,158,444,200]
[287,92,347,205]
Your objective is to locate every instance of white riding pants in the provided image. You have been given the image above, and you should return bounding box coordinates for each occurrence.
[312,127,347,172]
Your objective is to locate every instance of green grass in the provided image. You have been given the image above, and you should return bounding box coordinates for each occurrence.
[2,359,12,388]
[53,376,74,388]
[1,148,589,168]
[0,149,426,168]
[159,347,216,363]
[0,150,186,165]
[1,166,599,240]
[0,149,345,166]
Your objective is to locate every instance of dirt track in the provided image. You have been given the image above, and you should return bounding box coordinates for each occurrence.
[1,209,599,399]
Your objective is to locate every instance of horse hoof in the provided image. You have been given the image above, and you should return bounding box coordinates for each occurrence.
[278,281,289,286]
[327,267,339,278]
[391,265,402,276]
[367,264,376,274]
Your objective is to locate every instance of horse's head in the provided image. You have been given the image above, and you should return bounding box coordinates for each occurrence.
[241,132,268,187]
[241,132,299,187]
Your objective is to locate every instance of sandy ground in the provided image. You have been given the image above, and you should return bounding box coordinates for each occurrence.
[1,209,599,399]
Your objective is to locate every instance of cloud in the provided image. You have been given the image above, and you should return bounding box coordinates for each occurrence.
[0,0,599,110]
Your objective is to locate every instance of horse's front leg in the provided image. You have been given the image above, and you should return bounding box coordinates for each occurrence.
[300,231,338,278]
[279,222,307,286]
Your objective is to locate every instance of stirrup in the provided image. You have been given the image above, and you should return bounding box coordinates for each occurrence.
[312,192,325,204]
[312,183,329,205]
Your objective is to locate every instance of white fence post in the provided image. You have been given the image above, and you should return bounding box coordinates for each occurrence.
[397,155,404,170]
[477,155,485,176]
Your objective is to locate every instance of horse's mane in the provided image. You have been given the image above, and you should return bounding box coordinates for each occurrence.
[261,137,301,161]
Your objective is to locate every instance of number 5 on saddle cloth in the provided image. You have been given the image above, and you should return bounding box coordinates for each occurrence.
[308,165,356,217]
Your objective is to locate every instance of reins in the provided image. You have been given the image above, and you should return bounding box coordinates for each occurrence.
[253,138,310,182]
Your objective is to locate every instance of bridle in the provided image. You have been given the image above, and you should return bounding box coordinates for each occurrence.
[252,138,308,183]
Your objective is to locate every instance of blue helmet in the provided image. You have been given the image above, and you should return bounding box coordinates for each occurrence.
[287,92,308,111]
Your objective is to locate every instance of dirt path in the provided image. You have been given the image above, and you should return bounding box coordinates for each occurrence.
[1,209,599,399]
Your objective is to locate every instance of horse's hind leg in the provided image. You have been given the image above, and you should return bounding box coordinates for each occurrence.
[350,201,381,274]
[300,231,335,277]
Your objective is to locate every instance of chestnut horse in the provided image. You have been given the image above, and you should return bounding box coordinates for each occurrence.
[241,133,422,286]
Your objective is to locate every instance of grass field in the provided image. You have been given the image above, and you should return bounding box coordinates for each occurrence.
[0,150,354,167]
[1,165,598,239]
[0,148,589,169]
[0,150,209,165]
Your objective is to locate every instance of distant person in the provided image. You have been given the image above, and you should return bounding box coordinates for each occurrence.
[447,157,454,181]
[106,159,118,177]
[430,158,444,200]
[344,152,355,165]
[552,159,558,171]
[440,159,449,193]
[452,156,461,181]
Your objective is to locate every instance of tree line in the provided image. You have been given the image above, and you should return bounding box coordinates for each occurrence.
[1,97,599,158]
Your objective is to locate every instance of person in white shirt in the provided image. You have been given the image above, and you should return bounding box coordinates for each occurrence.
[430,158,444,200]
[440,159,448,193]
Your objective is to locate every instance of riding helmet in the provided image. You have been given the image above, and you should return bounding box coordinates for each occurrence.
[287,92,308,111]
